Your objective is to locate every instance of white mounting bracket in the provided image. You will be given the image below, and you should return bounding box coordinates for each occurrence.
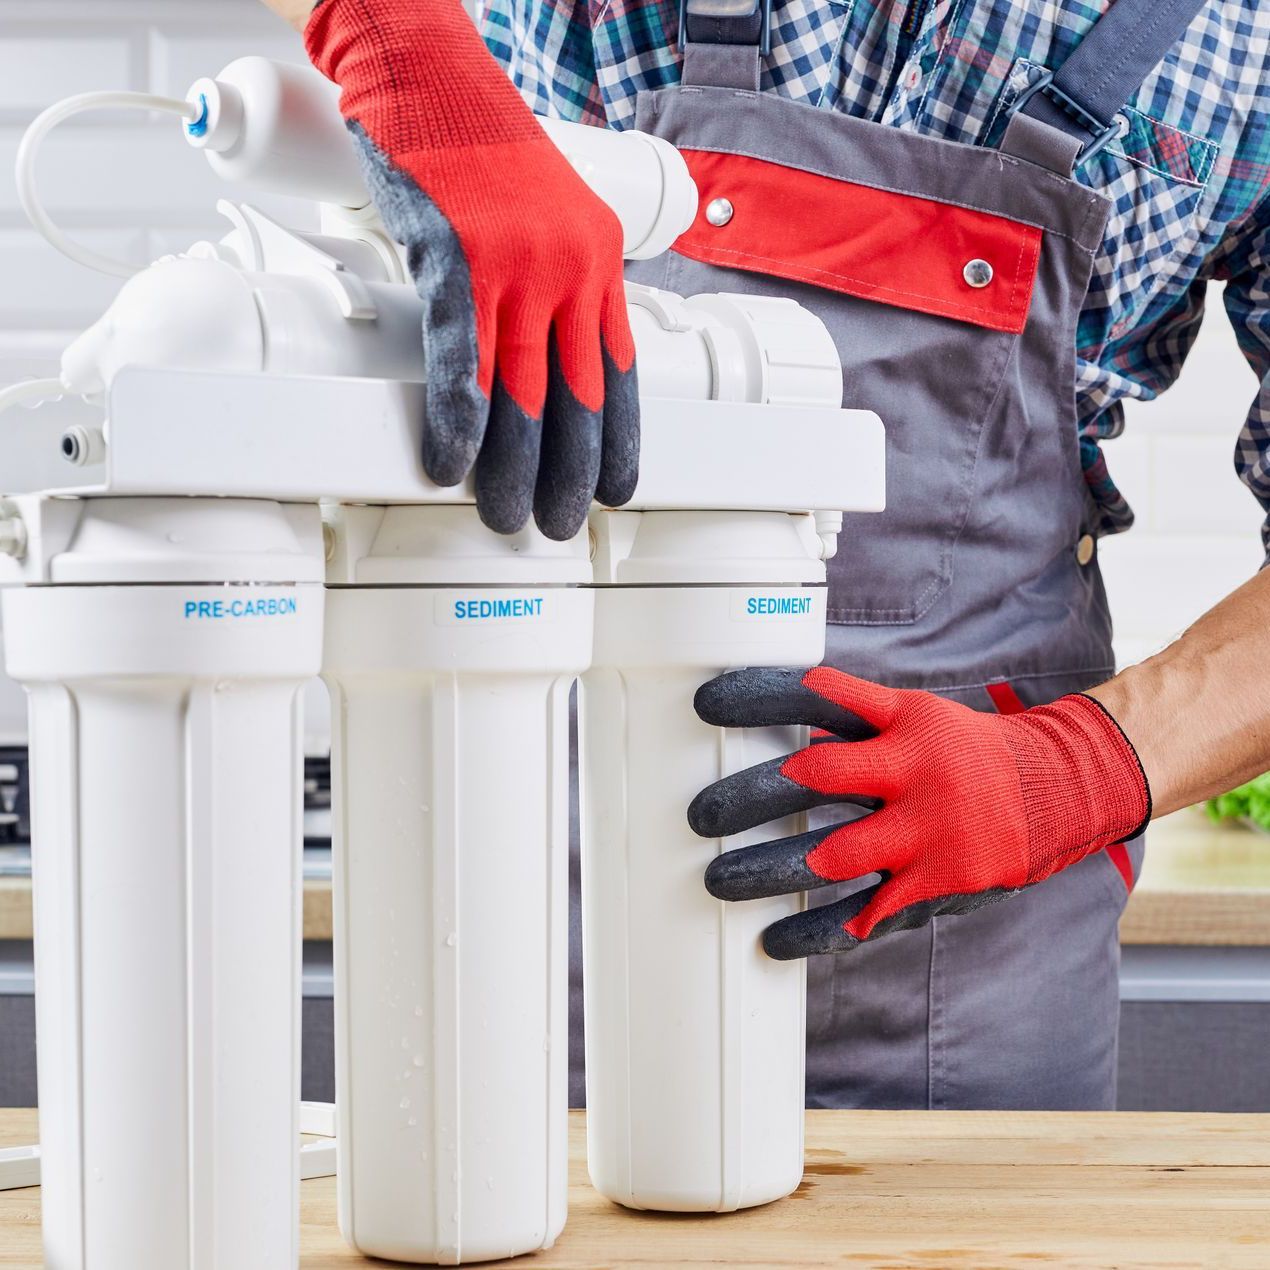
[0,368,886,514]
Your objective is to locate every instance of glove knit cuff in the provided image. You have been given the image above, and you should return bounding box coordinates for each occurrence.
[1003,692,1152,883]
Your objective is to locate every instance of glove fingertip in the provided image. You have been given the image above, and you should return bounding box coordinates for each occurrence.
[760,924,808,961]
[686,784,725,838]
[473,377,539,534]
[703,853,744,900]
[533,494,590,542]
[691,674,732,726]
[534,332,603,541]
[594,349,640,509]
[693,666,811,727]
[422,373,487,488]
[761,906,863,961]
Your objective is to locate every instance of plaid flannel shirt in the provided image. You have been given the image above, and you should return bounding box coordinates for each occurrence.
[481,0,1270,552]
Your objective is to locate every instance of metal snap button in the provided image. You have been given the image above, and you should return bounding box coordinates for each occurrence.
[963,258,993,288]
[705,197,734,227]
[1075,533,1095,566]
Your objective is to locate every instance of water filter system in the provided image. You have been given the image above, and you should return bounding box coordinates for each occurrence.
[0,57,885,1267]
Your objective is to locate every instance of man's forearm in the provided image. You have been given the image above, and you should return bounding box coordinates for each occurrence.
[1088,565,1270,818]
[260,0,318,31]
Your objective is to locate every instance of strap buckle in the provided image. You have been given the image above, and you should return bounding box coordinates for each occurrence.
[1011,68,1129,165]
[678,0,773,56]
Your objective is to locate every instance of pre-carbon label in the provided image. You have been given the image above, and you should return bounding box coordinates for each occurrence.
[184,595,298,620]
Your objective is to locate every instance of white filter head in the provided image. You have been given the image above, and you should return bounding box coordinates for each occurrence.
[185,57,369,209]
[59,257,264,399]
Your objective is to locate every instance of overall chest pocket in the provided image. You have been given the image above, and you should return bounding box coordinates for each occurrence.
[646,148,1043,625]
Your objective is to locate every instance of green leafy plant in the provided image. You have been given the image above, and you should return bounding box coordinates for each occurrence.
[1206,772,1270,832]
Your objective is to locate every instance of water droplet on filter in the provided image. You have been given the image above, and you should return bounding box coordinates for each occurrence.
[543,1036,551,1052]
[407,1116,417,1127]
[399,1096,411,1110]
[412,1054,425,1068]
[413,1005,424,1018]
[486,1176,495,1191]
[420,1150,429,1162]
[445,932,457,948]
[401,1037,410,1050]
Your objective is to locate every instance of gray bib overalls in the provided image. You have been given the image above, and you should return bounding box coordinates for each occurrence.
[570,0,1202,1110]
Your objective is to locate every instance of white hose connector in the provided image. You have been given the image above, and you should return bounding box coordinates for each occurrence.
[16,91,200,279]
[814,510,843,562]
[0,513,26,561]
[59,425,106,467]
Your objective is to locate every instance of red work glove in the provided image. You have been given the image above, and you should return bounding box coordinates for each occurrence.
[305,0,638,541]
[689,667,1150,959]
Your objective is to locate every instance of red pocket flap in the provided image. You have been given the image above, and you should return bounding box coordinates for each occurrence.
[674,149,1042,335]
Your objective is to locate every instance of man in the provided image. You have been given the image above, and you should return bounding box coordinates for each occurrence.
[264,0,1270,1110]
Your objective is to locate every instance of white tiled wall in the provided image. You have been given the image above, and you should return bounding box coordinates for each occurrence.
[0,0,307,363]
[1099,287,1265,670]
[0,1,1261,717]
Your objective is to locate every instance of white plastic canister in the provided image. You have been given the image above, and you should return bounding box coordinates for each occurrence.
[582,507,830,1212]
[322,506,593,1264]
[183,58,696,257]
[0,496,324,1270]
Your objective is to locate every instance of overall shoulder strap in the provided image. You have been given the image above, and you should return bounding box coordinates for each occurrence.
[1002,0,1210,174]
[678,0,771,91]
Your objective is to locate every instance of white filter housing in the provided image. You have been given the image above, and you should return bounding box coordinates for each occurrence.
[184,58,697,258]
[582,508,826,1212]
[1,498,324,1269]
[322,506,592,1264]
[185,57,367,208]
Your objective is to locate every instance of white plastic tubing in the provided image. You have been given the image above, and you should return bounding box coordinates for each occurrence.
[15,91,199,279]
[15,59,696,286]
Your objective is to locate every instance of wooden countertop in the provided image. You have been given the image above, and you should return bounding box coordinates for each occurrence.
[1,1108,1268,1266]
[0,876,333,943]
[1,807,1267,947]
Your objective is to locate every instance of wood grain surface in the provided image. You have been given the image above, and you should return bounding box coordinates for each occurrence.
[1,1109,1267,1267]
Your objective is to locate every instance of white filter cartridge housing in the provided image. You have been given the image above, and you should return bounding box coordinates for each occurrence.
[0,497,324,1270]
[184,58,696,257]
[322,506,592,1264]
[582,507,828,1212]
